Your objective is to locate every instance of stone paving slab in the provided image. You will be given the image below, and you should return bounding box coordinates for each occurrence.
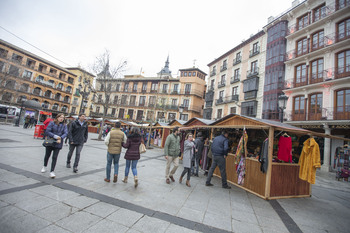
[1,125,350,233]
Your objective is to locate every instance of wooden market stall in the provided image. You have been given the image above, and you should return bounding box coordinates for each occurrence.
[168,119,187,127]
[182,117,215,138]
[189,114,347,200]
[149,122,173,148]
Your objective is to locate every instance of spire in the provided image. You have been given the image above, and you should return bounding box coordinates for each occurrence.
[158,55,172,78]
[98,59,112,78]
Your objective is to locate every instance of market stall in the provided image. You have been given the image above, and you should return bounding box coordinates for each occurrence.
[187,114,349,200]
[149,122,172,148]
[168,119,186,127]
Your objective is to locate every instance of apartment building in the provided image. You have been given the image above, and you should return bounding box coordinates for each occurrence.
[92,58,206,122]
[264,0,350,171]
[0,39,76,115]
[204,31,267,120]
[66,67,95,116]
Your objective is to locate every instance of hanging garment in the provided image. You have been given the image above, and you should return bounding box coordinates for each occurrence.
[201,144,209,170]
[259,138,269,173]
[237,157,246,185]
[277,136,292,162]
[298,138,321,184]
[235,130,248,164]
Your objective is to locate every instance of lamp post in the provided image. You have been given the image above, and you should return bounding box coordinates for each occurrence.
[278,94,288,123]
[78,79,91,115]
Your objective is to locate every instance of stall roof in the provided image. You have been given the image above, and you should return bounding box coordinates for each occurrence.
[168,119,187,126]
[184,117,215,126]
[153,122,168,127]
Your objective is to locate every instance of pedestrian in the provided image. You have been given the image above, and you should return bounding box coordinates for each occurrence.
[29,116,35,128]
[41,113,68,178]
[66,113,88,173]
[122,127,142,187]
[23,115,30,128]
[205,131,231,189]
[104,122,127,183]
[164,127,181,184]
[192,132,204,176]
[179,133,195,187]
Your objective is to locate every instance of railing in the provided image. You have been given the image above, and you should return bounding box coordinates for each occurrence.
[171,89,180,94]
[220,64,227,72]
[247,67,259,78]
[218,82,225,88]
[139,102,146,107]
[215,95,239,105]
[233,57,241,66]
[244,91,257,100]
[120,101,129,106]
[249,47,260,57]
[230,76,240,84]
[284,66,349,89]
[205,101,213,108]
[210,70,216,77]
[215,98,224,105]
[283,106,350,122]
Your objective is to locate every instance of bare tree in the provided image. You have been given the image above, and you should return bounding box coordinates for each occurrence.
[92,50,127,140]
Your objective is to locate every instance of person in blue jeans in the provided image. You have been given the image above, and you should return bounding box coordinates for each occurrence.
[104,122,127,183]
[122,127,142,187]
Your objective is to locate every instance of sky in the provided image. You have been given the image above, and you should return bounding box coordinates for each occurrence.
[0,0,294,78]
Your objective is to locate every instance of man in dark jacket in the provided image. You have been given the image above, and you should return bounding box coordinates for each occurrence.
[192,132,204,176]
[205,131,231,189]
[66,114,88,173]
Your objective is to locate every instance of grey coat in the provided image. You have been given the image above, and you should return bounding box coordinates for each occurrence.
[183,140,194,168]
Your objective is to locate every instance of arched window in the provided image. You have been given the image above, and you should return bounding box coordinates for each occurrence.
[52,103,59,110]
[334,89,350,120]
[44,90,52,98]
[33,87,41,96]
[55,93,61,101]
[2,92,12,102]
[61,105,68,112]
[64,96,70,103]
[42,101,50,109]
[293,95,306,121]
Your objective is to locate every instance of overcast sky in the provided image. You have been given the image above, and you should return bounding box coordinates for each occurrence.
[0,0,293,77]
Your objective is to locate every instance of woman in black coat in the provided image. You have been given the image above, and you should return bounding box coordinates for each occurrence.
[122,127,142,187]
[41,113,68,178]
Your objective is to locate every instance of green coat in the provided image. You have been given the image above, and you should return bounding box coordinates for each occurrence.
[164,133,180,157]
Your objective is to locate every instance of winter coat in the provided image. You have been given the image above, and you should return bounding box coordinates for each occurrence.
[211,134,229,157]
[164,133,181,157]
[105,129,127,154]
[183,140,194,168]
[68,120,88,145]
[122,133,142,160]
[194,137,204,159]
[298,138,321,184]
[46,121,68,149]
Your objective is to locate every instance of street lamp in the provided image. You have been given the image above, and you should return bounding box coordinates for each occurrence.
[79,79,91,115]
[278,94,288,123]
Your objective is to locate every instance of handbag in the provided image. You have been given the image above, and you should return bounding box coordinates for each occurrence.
[42,138,56,147]
[139,143,146,154]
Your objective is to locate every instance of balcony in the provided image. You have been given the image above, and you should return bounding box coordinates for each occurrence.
[120,101,128,106]
[205,92,214,101]
[215,98,224,105]
[129,102,136,107]
[171,89,180,94]
[150,89,157,93]
[141,88,148,93]
[210,70,216,77]
[139,103,146,107]
[218,82,226,88]
[247,67,259,78]
[220,64,227,72]
[230,76,240,84]
[249,47,260,58]
[184,90,191,95]
[283,106,350,122]
[205,101,213,108]
[233,57,241,66]
[244,91,257,100]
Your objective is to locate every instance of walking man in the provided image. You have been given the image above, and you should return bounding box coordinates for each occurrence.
[192,132,204,176]
[66,114,88,173]
[205,131,231,189]
[104,122,127,183]
[164,127,181,184]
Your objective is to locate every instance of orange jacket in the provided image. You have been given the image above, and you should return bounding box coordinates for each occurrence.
[298,138,321,184]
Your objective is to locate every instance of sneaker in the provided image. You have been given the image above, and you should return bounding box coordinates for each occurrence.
[41,166,47,173]
[73,167,78,173]
[49,172,56,178]
[66,163,71,168]
[205,183,214,186]
[222,185,231,189]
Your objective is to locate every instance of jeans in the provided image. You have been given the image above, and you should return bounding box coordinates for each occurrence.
[206,156,228,187]
[125,160,138,177]
[191,156,200,175]
[106,152,120,180]
[181,167,191,181]
[67,144,84,168]
[44,146,60,172]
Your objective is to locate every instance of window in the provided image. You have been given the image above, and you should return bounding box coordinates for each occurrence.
[183,99,189,107]
[130,96,136,105]
[171,99,177,106]
[149,96,156,105]
[133,83,138,91]
[184,72,187,77]
[309,93,323,120]
[23,70,32,79]
[114,95,119,104]
[193,72,196,76]
[139,96,146,106]
[230,107,237,114]
[295,64,307,87]
[173,84,179,93]
[188,72,192,77]
[111,108,116,116]
[336,50,350,78]
[293,96,305,120]
[250,42,259,57]
[297,14,309,30]
[210,80,215,89]
[116,83,120,91]
[180,114,188,121]
[313,4,326,22]
[243,77,259,92]
[142,83,147,92]
[127,109,134,119]
[118,108,125,119]
[336,0,350,10]
[251,61,258,73]
[38,64,47,72]
[220,75,226,86]
[221,60,227,71]
[9,65,19,77]
[312,30,324,51]
[335,89,350,120]
[107,83,112,91]
[234,68,240,81]
[151,82,158,91]
[162,84,168,93]
[0,48,8,58]
[337,18,350,41]
[100,84,104,91]
[124,83,129,92]
[310,58,324,84]
[241,101,257,117]
[296,37,308,56]
[185,84,191,94]
[232,86,238,95]
[121,95,127,104]
[217,109,222,119]
[26,59,35,69]
[236,52,241,62]
[11,53,23,64]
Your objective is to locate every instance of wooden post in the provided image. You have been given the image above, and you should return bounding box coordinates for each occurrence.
[265,126,274,199]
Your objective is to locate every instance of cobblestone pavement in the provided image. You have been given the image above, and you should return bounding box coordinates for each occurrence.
[0,124,349,233]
